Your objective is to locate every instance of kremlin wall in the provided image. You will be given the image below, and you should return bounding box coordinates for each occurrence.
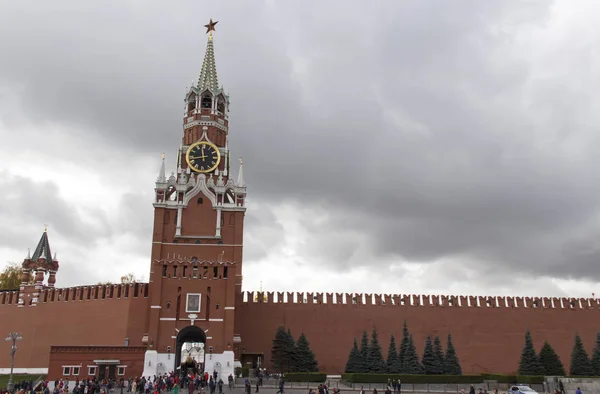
[2,284,600,376]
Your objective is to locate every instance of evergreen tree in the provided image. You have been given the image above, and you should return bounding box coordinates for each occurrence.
[539,341,566,376]
[422,336,437,374]
[433,336,445,374]
[345,339,362,373]
[366,328,387,373]
[518,329,544,375]
[295,332,319,372]
[570,333,594,376]
[359,330,369,373]
[398,321,411,373]
[443,334,462,375]
[591,333,600,376]
[386,335,401,373]
[403,334,424,374]
[271,326,295,373]
[286,329,298,372]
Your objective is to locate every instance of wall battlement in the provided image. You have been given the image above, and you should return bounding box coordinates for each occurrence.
[240,291,598,310]
[0,282,149,307]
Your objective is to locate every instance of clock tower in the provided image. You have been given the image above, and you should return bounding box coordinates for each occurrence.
[143,20,246,378]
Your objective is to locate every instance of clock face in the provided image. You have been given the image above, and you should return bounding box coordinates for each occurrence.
[186,141,221,173]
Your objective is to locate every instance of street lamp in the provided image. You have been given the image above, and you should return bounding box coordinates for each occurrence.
[5,332,22,393]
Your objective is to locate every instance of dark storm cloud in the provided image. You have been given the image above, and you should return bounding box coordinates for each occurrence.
[0,172,111,252]
[2,0,600,282]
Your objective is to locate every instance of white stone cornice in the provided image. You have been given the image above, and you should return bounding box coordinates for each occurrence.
[183,119,228,132]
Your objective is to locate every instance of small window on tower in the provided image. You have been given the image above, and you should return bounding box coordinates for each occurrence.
[217,101,225,113]
[187,96,196,113]
[223,266,228,279]
[197,197,203,205]
[201,95,212,109]
[162,265,167,278]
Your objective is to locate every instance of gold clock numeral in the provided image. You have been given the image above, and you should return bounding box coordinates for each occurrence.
[211,161,216,166]
[200,165,205,171]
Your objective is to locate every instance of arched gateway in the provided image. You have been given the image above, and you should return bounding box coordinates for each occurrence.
[174,325,207,373]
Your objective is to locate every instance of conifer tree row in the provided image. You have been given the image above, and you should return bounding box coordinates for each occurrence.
[517,328,566,376]
[344,323,462,375]
[270,326,319,373]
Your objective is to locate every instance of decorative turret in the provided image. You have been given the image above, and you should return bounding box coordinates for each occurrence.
[157,153,166,183]
[19,227,60,306]
[236,158,245,188]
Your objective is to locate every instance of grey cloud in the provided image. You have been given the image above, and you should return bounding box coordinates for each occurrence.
[0,172,111,252]
[2,0,600,288]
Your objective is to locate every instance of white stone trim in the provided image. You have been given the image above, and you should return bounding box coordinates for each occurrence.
[0,368,48,375]
[224,307,234,310]
[183,119,228,132]
[185,293,202,313]
[175,207,183,236]
[183,175,217,206]
[160,317,176,321]
[151,305,161,309]
[209,318,224,322]
[62,365,81,376]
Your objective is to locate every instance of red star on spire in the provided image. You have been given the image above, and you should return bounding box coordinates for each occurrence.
[204,18,218,35]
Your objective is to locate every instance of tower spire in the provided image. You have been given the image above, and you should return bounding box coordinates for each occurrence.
[236,158,245,187]
[157,153,166,183]
[31,227,53,263]
[198,18,220,92]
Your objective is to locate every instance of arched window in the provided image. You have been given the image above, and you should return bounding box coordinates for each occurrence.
[201,95,212,109]
[187,95,196,112]
[217,100,225,113]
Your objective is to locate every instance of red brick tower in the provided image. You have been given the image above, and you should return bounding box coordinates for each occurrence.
[142,20,246,378]
[19,227,60,307]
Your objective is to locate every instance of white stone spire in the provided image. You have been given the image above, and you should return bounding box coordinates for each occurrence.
[236,158,245,187]
[157,153,166,183]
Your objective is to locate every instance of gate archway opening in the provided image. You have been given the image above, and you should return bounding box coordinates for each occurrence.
[174,326,207,374]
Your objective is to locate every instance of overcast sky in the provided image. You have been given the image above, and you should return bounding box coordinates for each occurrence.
[2,0,600,297]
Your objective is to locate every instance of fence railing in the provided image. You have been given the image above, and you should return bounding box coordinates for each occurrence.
[235,379,546,393]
